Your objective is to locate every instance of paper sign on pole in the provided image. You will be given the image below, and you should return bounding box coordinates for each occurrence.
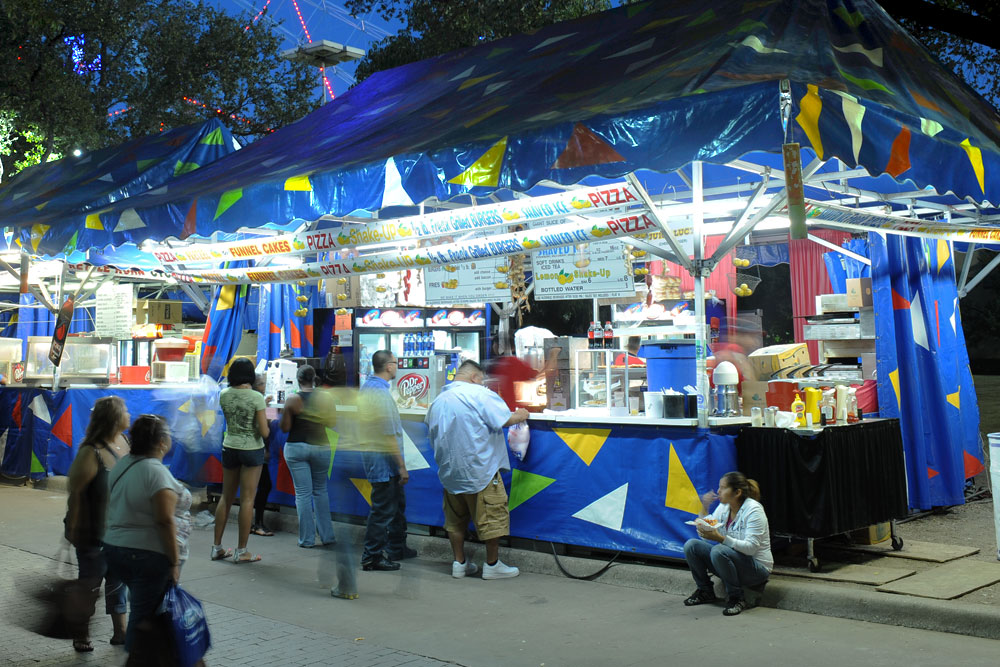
[95,283,134,340]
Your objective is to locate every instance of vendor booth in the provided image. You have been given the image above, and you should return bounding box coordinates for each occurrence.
[2,0,996,560]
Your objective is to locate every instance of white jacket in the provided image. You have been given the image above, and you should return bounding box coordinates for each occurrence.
[707,497,773,572]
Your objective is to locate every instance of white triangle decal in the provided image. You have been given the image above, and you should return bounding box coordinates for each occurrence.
[12,192,27,201]
[401,428,430,471]
[572,483,628,532]
[911,291,929,350]
[98,173,114,182]
[29,395,51,424]
[380,157,415,208]
[530,34,575,51]
[450,66,476,81]
[113,208,146,232]
[484,81,511,96]
[951,298,958,335]
[604,38,654,60]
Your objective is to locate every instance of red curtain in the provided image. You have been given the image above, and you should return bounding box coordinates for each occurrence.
[789,230,851,362]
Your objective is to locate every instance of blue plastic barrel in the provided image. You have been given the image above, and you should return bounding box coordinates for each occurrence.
[640,341,697,393]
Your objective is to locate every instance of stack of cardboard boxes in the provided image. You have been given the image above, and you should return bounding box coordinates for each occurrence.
[740,342,811,416]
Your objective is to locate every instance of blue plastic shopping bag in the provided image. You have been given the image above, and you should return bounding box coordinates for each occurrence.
[164,584,211,667]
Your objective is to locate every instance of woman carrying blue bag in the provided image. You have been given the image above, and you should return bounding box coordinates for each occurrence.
[104,414,210,666]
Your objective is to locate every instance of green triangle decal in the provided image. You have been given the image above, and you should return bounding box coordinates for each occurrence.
[30,451,45,474]
[136,158,160,173]
[64,230,78,254]
[200,128,225,145]
[214,188,242,220]
[508,469,556,511]
[174,161,200,177]
[326,427,339,477]
[626,1,650,18]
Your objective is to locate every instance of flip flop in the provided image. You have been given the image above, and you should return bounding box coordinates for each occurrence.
[251,527,274,537]
[211,547,234,561]
[234,551,263,563]
[73,640,94,653]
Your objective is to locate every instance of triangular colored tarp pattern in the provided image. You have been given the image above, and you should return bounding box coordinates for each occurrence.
[198,455,223,484]
[508,469,556,511]
[552,427,610,466]
[51,405,72,447]
[572,483,628,532]
[447,137,507,187]
[553,123,626,169]
[665,443,702,515]
[350,478,373,506]
[30,451,45,474]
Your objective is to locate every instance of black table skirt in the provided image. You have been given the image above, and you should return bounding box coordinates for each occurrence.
[735,419,908,538]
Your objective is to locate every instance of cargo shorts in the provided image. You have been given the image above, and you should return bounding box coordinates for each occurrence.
[442,471,509,541]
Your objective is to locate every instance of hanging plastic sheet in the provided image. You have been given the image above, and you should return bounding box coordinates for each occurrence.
[824,238,871,293]
[870,233,983,508]
[255,283,318,362]
[200,269,250,380]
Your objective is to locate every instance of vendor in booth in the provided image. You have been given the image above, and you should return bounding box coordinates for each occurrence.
[613,336,646,367]
[487,337,561,411]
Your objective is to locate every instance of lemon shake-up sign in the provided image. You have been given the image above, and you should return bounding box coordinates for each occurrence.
[531,213,635,301]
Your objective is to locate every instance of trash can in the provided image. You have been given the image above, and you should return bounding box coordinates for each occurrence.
[640,341,696,393]
[990,433,1000,561]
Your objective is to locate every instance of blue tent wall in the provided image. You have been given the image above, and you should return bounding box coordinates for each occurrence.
[256,284,319,362]
[870,234,983,509]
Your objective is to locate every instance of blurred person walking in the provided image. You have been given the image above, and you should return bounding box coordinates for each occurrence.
[63,396,130,651]
[426,360,529,579]
[359,350,414,571]
[281,365,337,548]
[213,358,269,563]
[250,373,276,537]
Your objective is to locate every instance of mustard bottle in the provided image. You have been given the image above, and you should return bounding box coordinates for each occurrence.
[790,392,806,427]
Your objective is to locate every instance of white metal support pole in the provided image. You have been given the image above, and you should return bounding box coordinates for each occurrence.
[958,243,976,295]
[692,161,708,428]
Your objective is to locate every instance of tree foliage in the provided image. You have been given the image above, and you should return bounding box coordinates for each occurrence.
[0,0,320,180]
[344,0,613,84]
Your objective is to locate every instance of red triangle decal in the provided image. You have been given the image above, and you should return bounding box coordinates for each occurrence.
[927,467,939,479]
[269,321,281,334]
[198,455,223,484]
[885,126,911,178]
[52,405,73,447]
[892,289,911,310]
[304,324,314,348]
[181,199,198,239]
[290,320,302,350]
[552,123,626,169]
[276,450,295,495]
[964,451,985,479]
[13,395,22,428]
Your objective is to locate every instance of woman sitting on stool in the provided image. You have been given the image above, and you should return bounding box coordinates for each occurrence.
[682,471,772,616]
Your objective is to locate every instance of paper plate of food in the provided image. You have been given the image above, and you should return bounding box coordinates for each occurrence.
[686,518,722,530]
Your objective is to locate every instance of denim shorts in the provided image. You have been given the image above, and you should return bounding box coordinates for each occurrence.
[222,446,266,469]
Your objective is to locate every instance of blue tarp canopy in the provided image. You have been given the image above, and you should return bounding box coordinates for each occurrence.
[0,119,237,255]
[27,0,1000,242]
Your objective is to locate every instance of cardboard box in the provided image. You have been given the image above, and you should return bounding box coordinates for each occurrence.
[325,275,362,308]
[741,380,768,416]
[135,299,183,324]
[846,277,873,307]
[747,343,810,380]
[850,522,890,545]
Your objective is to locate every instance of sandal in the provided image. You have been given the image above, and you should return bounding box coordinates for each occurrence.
[234,550,263,563]
[211,546,234,561]
[110,637,126,646]
[331,588,359,600]
[251,526,274,537]
[73,640,94,653]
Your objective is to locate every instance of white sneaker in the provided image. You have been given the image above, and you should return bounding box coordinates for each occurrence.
[451,560,479,578]
[482,559,519,580]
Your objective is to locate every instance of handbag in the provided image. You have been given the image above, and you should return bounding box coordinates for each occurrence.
[164,583,211,667]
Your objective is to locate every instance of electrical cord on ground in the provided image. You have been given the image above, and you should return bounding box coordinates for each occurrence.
[549,542,620,580]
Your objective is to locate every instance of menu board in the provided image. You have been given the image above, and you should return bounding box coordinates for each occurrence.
[95,283,134,340]
[424,259,510,305]
[532,240,634,301]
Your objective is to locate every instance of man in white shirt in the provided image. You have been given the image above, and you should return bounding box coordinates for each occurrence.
[426,360,528,579]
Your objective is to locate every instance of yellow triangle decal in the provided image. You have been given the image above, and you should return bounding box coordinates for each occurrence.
[447,137,508,187]
[889,368,901,409]
[553,427,610,466]
[960,138,985,194]
[457,72,500,91]
[284,174,313,191]
[936,239,950,274]
[85,213,104,230]
[946,390,960,410]
[215,285,236,311]
[796,84,824,160]
[350,478,372,506]
[196,410,216,437]
[30,223,50,252]
[178,400,191,413]
[665,443,702,515]
[326,427,339,477]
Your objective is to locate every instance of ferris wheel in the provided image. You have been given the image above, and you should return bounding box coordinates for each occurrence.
[219,0,393,99]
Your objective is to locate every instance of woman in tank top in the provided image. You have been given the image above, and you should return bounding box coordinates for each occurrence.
[64,396,130,652]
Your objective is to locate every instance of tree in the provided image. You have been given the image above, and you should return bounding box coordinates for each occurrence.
[344,0,613,84]
[880,1,1000,112]
[0,0,321,180]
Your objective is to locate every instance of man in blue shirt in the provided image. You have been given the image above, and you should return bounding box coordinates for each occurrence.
[359,350,414,571]
[426,360,528,580]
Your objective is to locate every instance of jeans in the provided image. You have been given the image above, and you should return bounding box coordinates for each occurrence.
[683,539,769,600]
[362,476,408,562]
[103,544,172,652]
[284,441,336,547]
[76,545,128,615]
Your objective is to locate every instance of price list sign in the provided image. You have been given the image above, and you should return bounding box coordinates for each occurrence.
[424,259,511,305]
[95,283,134,340]
[532,240,634,301]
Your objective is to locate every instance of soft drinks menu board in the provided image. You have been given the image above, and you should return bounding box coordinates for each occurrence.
[424,259,510,305]
[532,240,634,301]
[95,283,134,340]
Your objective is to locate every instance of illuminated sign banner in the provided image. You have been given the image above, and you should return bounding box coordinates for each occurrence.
[152,182,645,265]
[805,200,1000,242]
[167,211,660,285]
